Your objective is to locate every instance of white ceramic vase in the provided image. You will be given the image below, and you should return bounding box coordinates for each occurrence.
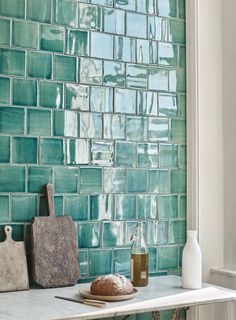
[182,230,202,289]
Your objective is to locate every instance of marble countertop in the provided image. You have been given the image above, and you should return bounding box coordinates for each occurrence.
[0,275,236,320]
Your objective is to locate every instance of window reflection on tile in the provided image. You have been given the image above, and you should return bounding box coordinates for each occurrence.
[54,0,78,27]
[91,32,113,60]
[137,0,156,14]
[158,0,177,18]
[148,67,168,91]
[148,118,169,142]
[91,140,113,166]
[126,116,148,141]
[103,8,125,35]
[158,42,177,66]
[169,220,186,243]
[78,3,102,31]
[114,35,136,62]
[104,61,125,87]
[90,86,113,113]
[103,114,126,140]
[148,16,168,41]
[137,39,157,64]
[137,91,157,116]
[103,221,125,247]
[157,221,168,244]
[137,195,157,219]
[115,88,136,114]
[78,223,100,248]
[80,58,103,84]
[54,110,78,137]
[90,194,113,220]
[126,12,147,39]
[115,194,136,220]
[65,84,89,111]
[169,69,186,92]
[115,0,135,10]
[137,143,158,168]
[66,29,89,56]
[127,64,147,89]
[104,168,126,193]
[80,112,102,138]
[67,138,90,164]
[159,143,178,168]
[158,93,178,117]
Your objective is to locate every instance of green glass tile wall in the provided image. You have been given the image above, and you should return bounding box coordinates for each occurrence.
[0,0,186,308]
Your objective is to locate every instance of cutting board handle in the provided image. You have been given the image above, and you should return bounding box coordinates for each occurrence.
[4,225,13,241]
[46,183,55,217]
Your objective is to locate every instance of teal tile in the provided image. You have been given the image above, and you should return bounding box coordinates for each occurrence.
[170,169,186,193]
[148,67,168,91]
[126,12,147,38]
[115,0,135,10]
[137,91,157,116]
[179,46,186,68]
[148,16,168,41]
[128,169,147,193]
[0,0,25,18]
[169,19,186,44]
[179,145,186,168]
[180,195,186,218]
[115,195,136,220]
[179,94,186,118]
[13,79,37,106]
[28,166,52,193]
[90,87,113,112]
[158,195,178,218]
[0,136,10,163]
[91,32,113,60]
[80,58,102,85]
[12,195,37,222]
[27,0,51,23]
[169,69,186,92]
[0,19,10,45]
[158,246,178,270]
[0,107,25,134]
[90,250,112,276]
[27,109,51,136]
[78,3,102,31]
[104,168,126,193]
[54,110,78,137]
[169,220,186,243]
[137,39,158,65]
[39,195,63,216]
[158,221,168,244]
[0,77,10,104]
[91,0,113,5]
[115,141,136,167]
[54,167,78,193]
[127,64,147,89]
[148,118,169,142]
[114,249,130,275]
[28,52,52,79]
[40,138,65,164]
[91,141,113,166]
[78,223,100,248]
[0,48,25,76]
[12,21,38,49]
[158,0,177,17]
[12,137,38,164]
[0,166,25,192]
[103,221,124,247]
[103,8,124,35]
[66,29,88,56]
[53,110,64,135]
[137,195,157,219]
[137,143,158,168]
[40,24,64,52]
[39,81,63,108]
[159,144,178,167]
[115,88,136,114]
[171,119,186,142]
[104,61,125,87]
[149,247,157,272]
[103,114,125,140]
[54,55,77,82]
[78,250,88,276]
[67,139,90,165]
[158,42,178,66]
[65,84,89,111]
[80,167,102,193]
[149,169,169,193]
[0,196,9,222]
[90,195,113,221]
[80,113,102,139]
[54,0,78,27]
[64,195,88,220]
[114,35,136,63]
[137,0,156,14]
[159,93,178,117]
[179,0,185,19]
[126,116,147,141]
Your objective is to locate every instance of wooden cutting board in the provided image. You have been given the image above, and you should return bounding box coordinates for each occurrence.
[0,225,29,292]
[31,184,80,288]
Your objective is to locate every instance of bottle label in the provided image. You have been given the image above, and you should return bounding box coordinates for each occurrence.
[131,259,134,281]
[141,271,146,279]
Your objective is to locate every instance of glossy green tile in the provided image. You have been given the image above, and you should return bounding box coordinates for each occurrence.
[171,119,186,142]
[149,247,157,272]
[179,0,185,19]
[148,16,168,41]
[0,107,25,134]
[90,195,113,221]
[115,195,136,220]
[148,118,169,142]
[12,195,37,222]
[179,46,186,68]
[54,55,77,82]
[170,169,186,193]
[126,116,147,141]
[158,42,178,67]
[39,81,63,108]
[66,29,88,56]
[80,167,102,193]
[103,168,126,193]
[179,145,186,168]
[40,138,65,164]
[28,166,52,193]
[115,88,136,114]
[169,220,186,243]
[0,19,10,45]
[149,169,169,193]
[128,169,147,193]
[0,48,25,76]
[127,64,147,89]
[137,39,158,65]
[78,223,100,248]
[137,91,157,116]
[0,136,10,163]
[148,67,168,91]
[137,195,157,219]
[158,195,178,218]
[89,250,112,276]
[159,93,178,117]
[28,51,52,79]
[103,8,124,35]
[12,137,38,164]
[40,24,64,52]
[78,3,102,31]
[158,246,178,270]
[54,167,78,193]
[104,61,125,87]
[169,69,186,93]
[0,0,25,18]
[27,109,51,136]
[54,0,78,27]
[27,0,51,23]
[103,221,124,247]
[54,110,78,137]
[80,113,102,139]
[0,77,10,104]
[78,250,88,276]
[114,36,136,62]
[137,143,158,168]
[159,144,178,167]
[12,21,38,49]
[137,0,156,14]
[180,195,186,218]
[0,166,25,192]
[179,94,186,118]
[67,139,90,165]
[126,12,147,38]
[64,195,88,220]
[0,196,9,222]
[91,0,113,5]
[80,58,103,84]
[115,142,136,167]
[169,19,185,44]
[103,114,126,140]
[158,221,168,244]
[158,0,177,17]
[91,141,113,166]
[90,87,113,113]
[65,84,89,111]
[39,195,63,216]
[115,0,135,10]
[114,248,130,275]
[13,79,37,106]
[91,32,113,60]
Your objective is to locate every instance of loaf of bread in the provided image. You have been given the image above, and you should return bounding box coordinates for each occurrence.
[90,274,134,296]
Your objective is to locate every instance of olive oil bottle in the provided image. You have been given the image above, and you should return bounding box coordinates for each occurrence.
[130,224,148,286]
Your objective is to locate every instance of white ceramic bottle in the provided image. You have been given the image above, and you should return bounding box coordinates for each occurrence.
[182,230,202,289]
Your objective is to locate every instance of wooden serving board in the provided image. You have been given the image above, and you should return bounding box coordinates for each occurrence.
[0,226,29,292]
[31,184,80,288]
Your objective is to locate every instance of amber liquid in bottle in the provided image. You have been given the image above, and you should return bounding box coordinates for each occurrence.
[131,253,148,286]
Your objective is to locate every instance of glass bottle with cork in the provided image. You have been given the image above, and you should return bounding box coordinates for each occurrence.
[130,223,148,286]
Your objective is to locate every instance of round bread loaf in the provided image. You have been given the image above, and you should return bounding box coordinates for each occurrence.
[90,274,134,296]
